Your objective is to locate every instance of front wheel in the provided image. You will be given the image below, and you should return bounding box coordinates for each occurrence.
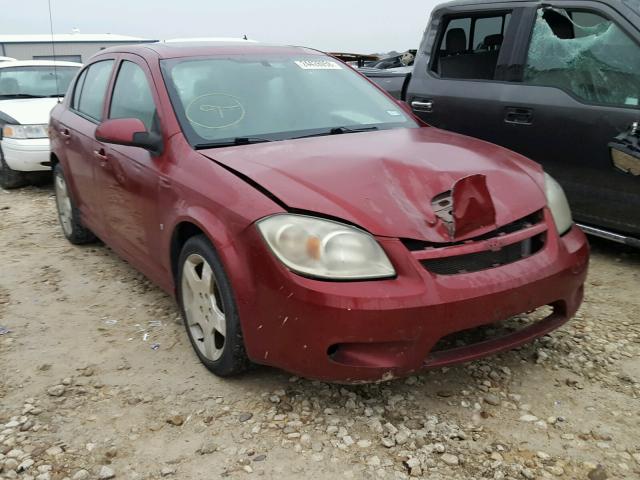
[53,163,96,244]
[177,235,250,377]
[0,147,27,189]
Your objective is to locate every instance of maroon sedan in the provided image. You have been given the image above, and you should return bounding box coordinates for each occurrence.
[49,41,589,382]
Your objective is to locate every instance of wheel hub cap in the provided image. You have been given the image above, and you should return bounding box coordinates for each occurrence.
[181,253,226,361]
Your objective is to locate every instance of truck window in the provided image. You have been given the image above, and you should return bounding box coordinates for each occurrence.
[524,8,640,108]
[431,12,511,80]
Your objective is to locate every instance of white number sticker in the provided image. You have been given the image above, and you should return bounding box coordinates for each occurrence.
[295,60,342,70]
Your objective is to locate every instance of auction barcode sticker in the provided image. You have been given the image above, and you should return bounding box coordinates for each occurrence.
[295,60,342,70]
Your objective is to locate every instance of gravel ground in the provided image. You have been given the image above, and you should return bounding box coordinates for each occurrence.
[1,185,639,480]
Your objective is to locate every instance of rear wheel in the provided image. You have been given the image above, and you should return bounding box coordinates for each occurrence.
[0,146,28,189]
[177,235,250,377]
[53,163,96,244]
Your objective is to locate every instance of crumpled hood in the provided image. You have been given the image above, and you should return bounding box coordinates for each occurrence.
[201,127,546,242]
[0,97,60,124]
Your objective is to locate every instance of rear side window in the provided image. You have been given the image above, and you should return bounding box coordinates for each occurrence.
[109,61,157,131]
[432,12,512,80]
[75,60,114,121]
[524,8,640,107]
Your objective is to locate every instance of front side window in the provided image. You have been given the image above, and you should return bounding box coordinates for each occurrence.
[0,65,80,99]
[75,60,114,121]
[524,8,640,107]
[161,55,417,146]
[109,61,157,131]
[432,12,511,80]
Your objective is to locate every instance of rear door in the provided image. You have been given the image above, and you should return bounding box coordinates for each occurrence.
[408,5,520,145]
[59,59,115,234]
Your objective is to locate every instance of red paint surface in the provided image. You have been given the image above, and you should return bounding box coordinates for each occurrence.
[451,174,496,239]
[50,43,589,382]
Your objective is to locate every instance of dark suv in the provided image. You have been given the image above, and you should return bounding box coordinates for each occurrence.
[365,0,640,247]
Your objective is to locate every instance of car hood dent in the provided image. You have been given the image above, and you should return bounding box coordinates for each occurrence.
[0,97,61,125]
[201,127,546,242]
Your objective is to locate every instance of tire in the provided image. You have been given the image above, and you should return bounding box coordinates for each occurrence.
[177,235,250,377]
[0,145,28,189]
[53,163,96,244]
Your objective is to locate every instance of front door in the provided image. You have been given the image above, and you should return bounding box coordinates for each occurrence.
[495,3,640,235]
[95,55,167,283]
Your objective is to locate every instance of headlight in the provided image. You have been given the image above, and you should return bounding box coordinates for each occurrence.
[544,173,573,235]
[2,124,49,139]
[257,214,395,280]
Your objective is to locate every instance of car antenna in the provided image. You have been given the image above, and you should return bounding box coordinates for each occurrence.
[47,0,61,103]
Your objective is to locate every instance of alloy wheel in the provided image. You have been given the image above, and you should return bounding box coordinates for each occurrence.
[54,172,73,237]
[181,253,227,361]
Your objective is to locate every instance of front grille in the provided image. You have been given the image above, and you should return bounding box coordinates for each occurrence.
[406,210,547,275]
[420,233,545,275]
[402,210,544,251]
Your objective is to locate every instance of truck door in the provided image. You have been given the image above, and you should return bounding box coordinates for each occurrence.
[408,5,523,145]
[409,2,640,237]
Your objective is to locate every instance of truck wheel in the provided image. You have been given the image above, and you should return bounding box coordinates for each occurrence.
[53,163,96,244]
[0,146,27,189]
[177,235,250,377]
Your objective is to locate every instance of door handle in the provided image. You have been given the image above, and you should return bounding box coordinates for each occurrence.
[505,107,533,125]
[59,128,71,139]
[411,100,434,113]
[93,149,108,162]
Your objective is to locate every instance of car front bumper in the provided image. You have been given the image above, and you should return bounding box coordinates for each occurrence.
[228,211,589,383]
[1,138,51,172]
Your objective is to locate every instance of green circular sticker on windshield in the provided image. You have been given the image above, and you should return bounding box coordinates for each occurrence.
[186,93,246,129]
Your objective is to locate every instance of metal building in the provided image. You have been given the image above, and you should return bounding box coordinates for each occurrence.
[0,34,157,63]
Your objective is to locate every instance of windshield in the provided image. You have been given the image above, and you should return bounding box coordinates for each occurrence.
[0,66,80,99]
[161,55,417,146]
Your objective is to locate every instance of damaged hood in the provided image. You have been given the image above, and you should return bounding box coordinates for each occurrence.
[200,127,546,243]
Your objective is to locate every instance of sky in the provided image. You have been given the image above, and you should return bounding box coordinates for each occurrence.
[0,0,440,53]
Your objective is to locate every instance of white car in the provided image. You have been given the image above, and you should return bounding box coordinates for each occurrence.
[0,60,81,189]
[0,56,17,62]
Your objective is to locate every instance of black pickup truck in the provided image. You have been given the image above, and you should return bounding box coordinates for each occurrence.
[365,0,640,247]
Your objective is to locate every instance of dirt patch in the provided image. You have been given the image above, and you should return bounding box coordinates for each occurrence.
[1,186,639,480]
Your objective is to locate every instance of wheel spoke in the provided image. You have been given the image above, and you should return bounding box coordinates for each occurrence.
[183,260,203,295]
[202,327,218,359]
[211,307,226,337]
[201,262,214,294]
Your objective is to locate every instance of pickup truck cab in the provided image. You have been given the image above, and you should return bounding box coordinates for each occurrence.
[366,0,640,247]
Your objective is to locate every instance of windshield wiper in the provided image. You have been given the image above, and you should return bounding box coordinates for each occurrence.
[0,93,49,99]
[194,137,275,149]
[291,125,379,140]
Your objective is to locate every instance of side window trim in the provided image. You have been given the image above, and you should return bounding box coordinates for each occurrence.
[71,68,87,110]
[69,59,116,124]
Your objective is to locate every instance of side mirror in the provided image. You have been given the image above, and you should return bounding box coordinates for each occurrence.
[95,118,162,154]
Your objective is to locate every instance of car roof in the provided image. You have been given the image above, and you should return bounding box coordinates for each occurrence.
[0,60,83,68]
[93,40,322,60]
[436,0,632,10]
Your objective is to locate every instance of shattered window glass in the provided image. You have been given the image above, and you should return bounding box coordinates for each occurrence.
[524,8,640,108]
